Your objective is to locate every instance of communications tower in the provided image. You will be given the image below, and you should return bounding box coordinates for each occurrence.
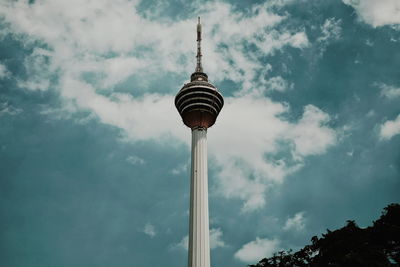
[175,17,224,267]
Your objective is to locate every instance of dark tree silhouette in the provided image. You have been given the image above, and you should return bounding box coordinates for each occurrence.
[249,204,400,267]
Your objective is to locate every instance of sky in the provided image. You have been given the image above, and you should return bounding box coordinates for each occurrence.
[0,0,399,266]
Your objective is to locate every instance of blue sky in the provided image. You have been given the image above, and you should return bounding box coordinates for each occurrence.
[0,0,399,266]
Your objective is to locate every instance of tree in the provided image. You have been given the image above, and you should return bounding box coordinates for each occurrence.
[249,203,400,267]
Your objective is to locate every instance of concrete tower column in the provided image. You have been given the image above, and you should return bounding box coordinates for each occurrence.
[188,127,210,267]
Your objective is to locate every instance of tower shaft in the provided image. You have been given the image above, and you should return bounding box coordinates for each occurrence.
[188,127,210,267]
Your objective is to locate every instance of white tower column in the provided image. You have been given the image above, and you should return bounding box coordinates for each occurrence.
[188,127,210,267]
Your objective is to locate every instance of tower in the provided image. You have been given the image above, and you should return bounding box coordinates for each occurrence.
[175,18,224,267]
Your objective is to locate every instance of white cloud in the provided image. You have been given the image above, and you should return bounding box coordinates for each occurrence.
[342,0,400,27]
[283,212,306,231]
[0,0,337,212]
[366,110,375,117]
[126,155,145,165]
[315,17,342,57]
[347,149,354,157]
[287,105,336,157]
[365,39,374,46]
[16,48,52,91]
[58,78,185,142]
[378,83,400,99]
[264,76,292,92]
[0,63,11,79]
[171,163,188,175]
[234,237,281,263]
[211,100,336,212]
[173,235,189,250]
[0,0,309,94]
[172,228,225,251]
[0,102,23,116]
[318,18,342,43]
[380,114,400,140]
[210,228,226,249]
[143,223,156,238]
[55,92,335,213]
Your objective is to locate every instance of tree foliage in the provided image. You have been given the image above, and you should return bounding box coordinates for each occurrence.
[249,204,400,267]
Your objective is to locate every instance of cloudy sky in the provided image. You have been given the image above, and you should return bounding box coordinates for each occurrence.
[0,0,399,266]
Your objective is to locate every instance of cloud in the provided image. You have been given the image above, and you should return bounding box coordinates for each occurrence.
[58,80,184,142]
[264,76,292,92]
[0,0,337,212]
[172,228,225,251]
[51,90,336,213]
[0,102,23,116]
[211,100,337,212]
[342,0,400,27]
[126,155,146,165]
[315,17,342,57]
[210,228,226,249]
[380,114,400,140]
[318,18,342,43]
[143,223,156,238]
[287,105,336,157]
[234,237,281,263]
[171,163,188,175]
[377,83,400,99]
[173,235,189,251]
[16,48,52,91]
[283,212,306,231]
[0,0,310,94]
[0,63,11,79]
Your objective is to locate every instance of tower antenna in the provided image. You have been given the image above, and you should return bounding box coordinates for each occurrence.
[196,17,203,73]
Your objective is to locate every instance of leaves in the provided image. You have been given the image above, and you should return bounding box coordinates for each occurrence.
[250,203,400,267]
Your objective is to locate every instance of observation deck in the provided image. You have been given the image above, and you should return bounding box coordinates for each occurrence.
[175,72,223,129]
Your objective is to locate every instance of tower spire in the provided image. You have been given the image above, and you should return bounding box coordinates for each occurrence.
[196,17,203,73]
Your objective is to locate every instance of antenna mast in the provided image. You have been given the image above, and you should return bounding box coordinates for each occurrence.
[196,17,203,73]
